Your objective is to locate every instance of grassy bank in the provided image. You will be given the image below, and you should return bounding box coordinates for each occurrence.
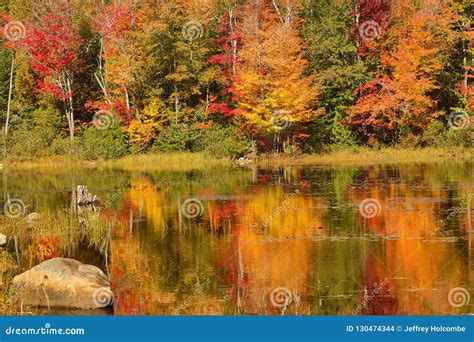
[2,152,230,172]
[253,147,474,167]
[99,152,230,171]
[2,147,473,172]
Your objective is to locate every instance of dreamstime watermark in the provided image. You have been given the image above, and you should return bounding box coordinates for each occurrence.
[182,21,203,43]
[92,110,115,130]
[102,188,123,209]
[174,279,211,314]
[359,198,382,219]
[5,323,85,336]
[180,198,204,219]
[3,21,26,41]
[448,287,470,308]
[352,278,389,315]
[262,191,299,226]
[92,287,114,308]
[359,20,381,42]
[83,33,101,52]
[269,287,299,309]
[4,198,26,219]
[441,193,473,227]
[270,110,292,130]
[448,110,471,130]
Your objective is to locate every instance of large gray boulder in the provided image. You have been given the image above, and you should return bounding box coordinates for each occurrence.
[12,258,114,309]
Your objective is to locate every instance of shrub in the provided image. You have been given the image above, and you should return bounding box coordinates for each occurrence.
[423,121,473,147]
[151,125,201,152]
[7,107,61,157]
[79,125,129,160]
[422,121,448,147]
[202,125,252,158]
[445,127,473,147]
[49,136,82,156]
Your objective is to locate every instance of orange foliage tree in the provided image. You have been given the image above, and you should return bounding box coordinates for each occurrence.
[349,0,459,143]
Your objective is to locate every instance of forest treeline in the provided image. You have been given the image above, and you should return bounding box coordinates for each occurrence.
[0,0,472,159]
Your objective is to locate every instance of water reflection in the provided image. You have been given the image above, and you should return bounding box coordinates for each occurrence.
[2,163,473,315]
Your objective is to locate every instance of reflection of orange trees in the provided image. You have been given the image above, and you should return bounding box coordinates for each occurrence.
[360,240,468,314]
[350,170,471,314]
[215,188,327,314]
[126,175,329,314]
[360,252,398,315]
[351,169,449,238]
[111,237,178,314]
[110,202,175,315]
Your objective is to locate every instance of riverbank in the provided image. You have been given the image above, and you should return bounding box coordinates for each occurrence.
[2,147,473,172]
[252,147,473,167]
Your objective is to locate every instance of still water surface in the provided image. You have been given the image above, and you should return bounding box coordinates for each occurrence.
[5,162,474,315]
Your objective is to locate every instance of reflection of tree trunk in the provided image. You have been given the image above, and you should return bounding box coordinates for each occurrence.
[468,196,472,260]
[237,239,244,310]
[5,53,14,138]
[251,166,258,183]
[129,206,133,236]
[178,196,183,233]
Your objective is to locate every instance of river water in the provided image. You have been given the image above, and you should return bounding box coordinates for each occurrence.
[4,162,473,315]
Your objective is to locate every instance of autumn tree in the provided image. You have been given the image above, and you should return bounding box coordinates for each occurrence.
[349,0,459,144]
[206,0,244,121]
[458,0,473,111]
[21,0,80,139]
[353,0,390,55]
[301,0,368,146]
[234,0,323,151]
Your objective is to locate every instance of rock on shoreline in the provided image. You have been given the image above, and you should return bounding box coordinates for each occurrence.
[12,258,114,309]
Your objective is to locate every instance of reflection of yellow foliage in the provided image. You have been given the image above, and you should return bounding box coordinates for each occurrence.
[129,177,165,231]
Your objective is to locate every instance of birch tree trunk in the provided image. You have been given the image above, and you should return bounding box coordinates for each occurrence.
[5,53,15,137]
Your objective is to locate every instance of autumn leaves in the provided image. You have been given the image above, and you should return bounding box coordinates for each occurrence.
[0,0,472,155]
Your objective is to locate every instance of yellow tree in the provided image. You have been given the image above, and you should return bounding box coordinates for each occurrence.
[234,0,323,151]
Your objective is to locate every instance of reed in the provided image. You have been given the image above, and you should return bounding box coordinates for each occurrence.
[0,209,114,315]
